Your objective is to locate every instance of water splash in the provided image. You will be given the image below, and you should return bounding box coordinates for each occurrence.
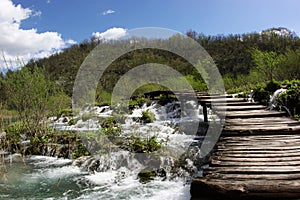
[267,88,287,110]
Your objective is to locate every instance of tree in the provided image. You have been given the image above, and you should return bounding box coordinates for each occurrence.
[251,48,283,82]
[4,66,60,135]
[277,49,300,80]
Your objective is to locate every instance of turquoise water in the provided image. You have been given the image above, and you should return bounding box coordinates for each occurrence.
[0,155,190,200]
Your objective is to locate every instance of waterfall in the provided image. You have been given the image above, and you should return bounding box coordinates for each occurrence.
[267,88,287,110]
[0,100,217,199]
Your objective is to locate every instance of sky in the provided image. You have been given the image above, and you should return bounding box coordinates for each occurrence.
[1,0,300,69]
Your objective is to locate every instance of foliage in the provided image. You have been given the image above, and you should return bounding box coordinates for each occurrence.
[251,48,284,82]
[251,80,281,105]
[56,109,73,118]
[1,121,90,158]
[129,95,149,110]
[277,81,300,118]
[140,110,156,123]
[3,66,70,136]
[2,122,26,153]
[127,135,162,153]
[99,117,122,137]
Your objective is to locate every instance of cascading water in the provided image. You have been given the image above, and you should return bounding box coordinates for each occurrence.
[0,100,216,199]
[267,88,287,110]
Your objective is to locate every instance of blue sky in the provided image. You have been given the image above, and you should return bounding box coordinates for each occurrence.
[1,0,300,69]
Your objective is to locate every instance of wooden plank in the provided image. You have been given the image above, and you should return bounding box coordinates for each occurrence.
[218,139,300,146]
[214,151,300,158]
[217,144,300,150]
[203,173,300,180]
[211,159,300,166]
[192,178,300,193]
[225,117,300,124]
[205,166,300,173]
[214,105,267,111]
[220,134,300,141]
[220,135,300,141]
[210,101,261,106]
[199,98,245,103]
[210,155,300,162]
[226,116,298,122]
[220,110,287,118]
[217,148,300,154]
[221,129,300,135]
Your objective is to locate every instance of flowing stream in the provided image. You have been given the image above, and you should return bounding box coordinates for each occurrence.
[0,101,218,199]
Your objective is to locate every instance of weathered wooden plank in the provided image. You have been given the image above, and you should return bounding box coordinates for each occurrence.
[221,130,300,135]
[226,117,298,123]
[199,98,245,103]
[217,145,300,150]
[191,178,300,194]
[214,105,267,111]
[205,166,300,173]
[211,159,300,166]
[216,149,300,155]
[220,136,300,143]
[203,173,300,180]
[214,151,300,158]
[218,140,300,146]
[224,123,300,130]
[211,155,300,162]
[220,134,300,142]
[220,110,287,118]
[225,119,300,126]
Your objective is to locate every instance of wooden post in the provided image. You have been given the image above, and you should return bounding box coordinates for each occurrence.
[201,102,208,122]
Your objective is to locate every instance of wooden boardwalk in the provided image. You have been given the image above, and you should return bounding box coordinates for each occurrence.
[191,95,300,199]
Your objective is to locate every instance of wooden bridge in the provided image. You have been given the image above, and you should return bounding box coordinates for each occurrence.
[191,94,300,199]
[144,90,300,199]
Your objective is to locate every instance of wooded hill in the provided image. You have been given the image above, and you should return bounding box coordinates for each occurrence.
[1,27,300,104]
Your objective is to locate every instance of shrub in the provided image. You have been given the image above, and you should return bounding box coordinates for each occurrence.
[252,80,281,105]
[99,117,122,137]
[56,109,73,118]
[277,83,300,118]
[127,136,162,153]
[141,110,155,123]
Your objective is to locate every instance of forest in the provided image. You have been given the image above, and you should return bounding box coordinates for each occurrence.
[0,27,300,131]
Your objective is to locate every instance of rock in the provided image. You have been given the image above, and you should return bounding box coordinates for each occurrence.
[138,167,167,183]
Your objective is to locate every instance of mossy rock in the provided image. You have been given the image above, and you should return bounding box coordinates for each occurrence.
[138,169,156,183]
[138,168,167,183]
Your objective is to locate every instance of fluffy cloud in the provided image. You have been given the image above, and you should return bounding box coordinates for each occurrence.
[0,0,75,69]
[102,9,115,15]
[92,27,127,41]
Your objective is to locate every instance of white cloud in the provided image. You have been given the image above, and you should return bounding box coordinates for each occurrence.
[32,10,42,17]
[102,9,115,16]
[46,0,51,4]
[92,27,127,41]
[0,0,75,69]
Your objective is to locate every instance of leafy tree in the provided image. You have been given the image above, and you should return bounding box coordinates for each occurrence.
[251,48,283,82]
[277,49,300,80]
[4,65,66,135]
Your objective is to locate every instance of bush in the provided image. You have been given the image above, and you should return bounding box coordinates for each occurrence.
[127,136,162,153]
[56,109,73,118]
[277,82,300,118]
[99,117,122,137]
[141,110,155,123]
[252,80,281,105]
